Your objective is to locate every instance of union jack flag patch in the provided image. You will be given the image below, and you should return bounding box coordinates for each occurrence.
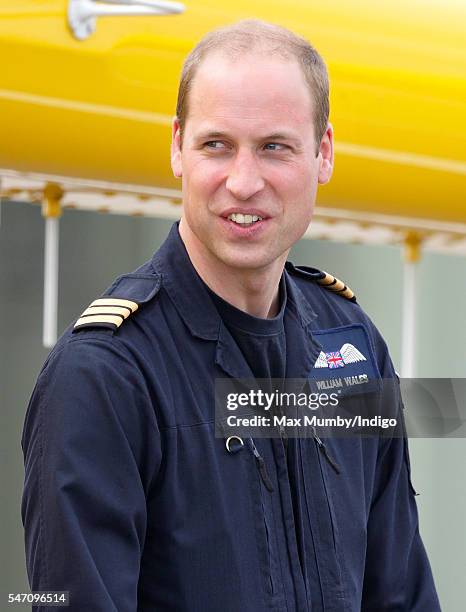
[325,351,345,368]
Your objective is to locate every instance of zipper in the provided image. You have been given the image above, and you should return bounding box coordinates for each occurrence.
[312,427,341,474]
[246,438,275,492]
[309,429,348,605]
[261,497,275,596]
[277,411,288,453]
[246,438,276,597]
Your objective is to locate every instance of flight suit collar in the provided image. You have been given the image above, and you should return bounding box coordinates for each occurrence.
[150,222,220,341]
[284,274,323,379]
[151,222,322,377]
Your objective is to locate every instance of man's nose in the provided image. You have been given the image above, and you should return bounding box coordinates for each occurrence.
[225,150,265,201]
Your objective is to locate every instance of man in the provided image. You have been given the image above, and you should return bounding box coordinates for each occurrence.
[22,19,440,611]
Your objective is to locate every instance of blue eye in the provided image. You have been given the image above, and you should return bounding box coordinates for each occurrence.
[205,141,225,149]
[264,143,285,151]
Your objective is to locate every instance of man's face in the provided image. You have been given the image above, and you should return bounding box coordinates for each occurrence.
[171,52,333,272]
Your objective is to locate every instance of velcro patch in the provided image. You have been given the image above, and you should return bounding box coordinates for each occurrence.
[310,324,380,395]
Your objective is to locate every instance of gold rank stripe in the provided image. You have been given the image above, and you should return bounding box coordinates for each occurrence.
[318,272,355,300]
[80,305,131,318]
[73,297,139,330]
[90,298,139,312]
[74,314,125,329]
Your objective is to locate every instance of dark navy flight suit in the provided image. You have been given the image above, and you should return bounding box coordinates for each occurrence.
[22,222,441,611]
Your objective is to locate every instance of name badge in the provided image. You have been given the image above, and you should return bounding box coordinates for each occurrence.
[310,324,380,395]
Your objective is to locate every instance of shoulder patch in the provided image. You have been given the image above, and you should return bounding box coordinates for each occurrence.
[73,298,139,332]
[285,262,356,302]
[317,271,356,301]
[73,272,161,334]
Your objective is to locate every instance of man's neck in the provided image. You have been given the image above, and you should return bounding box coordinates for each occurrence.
[179,219,286,319]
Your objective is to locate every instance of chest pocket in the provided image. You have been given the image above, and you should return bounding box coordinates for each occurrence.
[307,324,388,610]
[227,436,287,611]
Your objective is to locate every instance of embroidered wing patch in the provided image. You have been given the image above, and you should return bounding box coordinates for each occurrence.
[314,344,367,368]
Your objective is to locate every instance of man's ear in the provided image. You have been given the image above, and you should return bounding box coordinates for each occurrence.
[317,123,334,185]
[171,117,182,178]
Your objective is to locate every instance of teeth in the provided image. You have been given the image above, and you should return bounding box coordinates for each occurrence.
[227,213,263,225]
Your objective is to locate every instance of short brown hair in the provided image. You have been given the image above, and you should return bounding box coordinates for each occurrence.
[175,19,329,155]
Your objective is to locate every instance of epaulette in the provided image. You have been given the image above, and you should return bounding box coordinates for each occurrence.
[73,272,161,333]
[285,262,356,303]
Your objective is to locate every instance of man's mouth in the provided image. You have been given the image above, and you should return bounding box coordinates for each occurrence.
[227,212,263,227]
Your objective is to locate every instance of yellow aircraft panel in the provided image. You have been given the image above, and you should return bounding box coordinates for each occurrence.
[0,0,465,223]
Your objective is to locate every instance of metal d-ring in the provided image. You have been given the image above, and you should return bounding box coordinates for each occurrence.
[225,436,244,453]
